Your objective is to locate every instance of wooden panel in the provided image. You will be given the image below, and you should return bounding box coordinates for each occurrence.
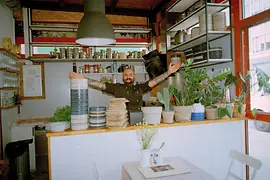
[13,9,147,25]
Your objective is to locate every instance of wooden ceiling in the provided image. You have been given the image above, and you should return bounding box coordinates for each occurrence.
[19,0,172,18]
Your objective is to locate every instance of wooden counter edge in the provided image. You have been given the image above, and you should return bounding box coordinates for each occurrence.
[46,118,248,137]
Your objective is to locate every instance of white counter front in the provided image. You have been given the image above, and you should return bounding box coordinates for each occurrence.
[47,119,246,180]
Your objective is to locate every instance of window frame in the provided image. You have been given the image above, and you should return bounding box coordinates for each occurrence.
[233,0,270,123]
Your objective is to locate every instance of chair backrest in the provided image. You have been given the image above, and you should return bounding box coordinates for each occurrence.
[225,150,262,180]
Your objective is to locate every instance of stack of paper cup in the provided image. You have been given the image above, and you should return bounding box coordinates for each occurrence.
[70,79,89,131]
[213,12,227,31]
[199,14,213,34]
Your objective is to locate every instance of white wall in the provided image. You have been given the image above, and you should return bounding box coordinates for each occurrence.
[0,1,16,158]
[20,62,149,119]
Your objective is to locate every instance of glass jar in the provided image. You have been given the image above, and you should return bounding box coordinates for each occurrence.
[84,64,90,73]
[93,64,99,73]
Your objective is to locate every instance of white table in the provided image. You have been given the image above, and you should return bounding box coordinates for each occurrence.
[122,156,217,180]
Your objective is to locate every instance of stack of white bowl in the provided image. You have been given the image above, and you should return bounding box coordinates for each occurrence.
[89,106,106,129]
[199,14,213,34]
[70,79,89,131]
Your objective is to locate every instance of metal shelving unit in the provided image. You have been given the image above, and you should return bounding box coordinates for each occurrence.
[166,0,233,68]
[22,8,153,58]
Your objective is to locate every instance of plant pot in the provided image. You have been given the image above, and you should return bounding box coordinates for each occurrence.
[233,104,246,118]
[173,106,192,122]
[141,107,162,124]
[205,107,218,120]
[162,111,174,124]
[218,103,234,119]
[138,149,151,168]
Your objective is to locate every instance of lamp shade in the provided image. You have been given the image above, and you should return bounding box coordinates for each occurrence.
[76,12,116,46]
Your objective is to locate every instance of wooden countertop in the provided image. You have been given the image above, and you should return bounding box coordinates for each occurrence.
[46,118,247,137]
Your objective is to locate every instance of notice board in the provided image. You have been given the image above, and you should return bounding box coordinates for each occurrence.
[21,63,45,99]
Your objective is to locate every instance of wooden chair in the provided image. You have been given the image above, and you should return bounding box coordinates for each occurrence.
[225,150,262,180]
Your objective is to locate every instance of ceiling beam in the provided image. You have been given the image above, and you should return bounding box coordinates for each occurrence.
[150,0,171,22]
[19,0,151,17]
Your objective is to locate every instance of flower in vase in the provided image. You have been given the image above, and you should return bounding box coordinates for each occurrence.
[135,121,158,150]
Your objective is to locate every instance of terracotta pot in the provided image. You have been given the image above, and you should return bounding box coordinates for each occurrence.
[162,111,174,124]
[233,104,246,118]
[205,107,218,120]
[173,106,192,122]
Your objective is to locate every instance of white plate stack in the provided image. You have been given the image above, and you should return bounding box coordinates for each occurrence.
[106,98,129,128]
[70,79,89,131]
[199,14,213,34]
[213,12,227,31]
[89,106,106,129]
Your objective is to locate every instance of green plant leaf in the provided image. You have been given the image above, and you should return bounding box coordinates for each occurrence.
[218,107,227,119]
[213,70,231,81]
[226,104,232,118]
[252,108,257,119]
[237,103,243,114]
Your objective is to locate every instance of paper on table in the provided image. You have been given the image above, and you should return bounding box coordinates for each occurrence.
[137,159,191,179]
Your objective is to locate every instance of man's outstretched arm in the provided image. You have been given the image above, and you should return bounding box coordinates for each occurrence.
[148,60,182,88]
[69,72,106,90]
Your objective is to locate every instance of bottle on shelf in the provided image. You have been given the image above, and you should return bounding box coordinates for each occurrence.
[73,62,77,73]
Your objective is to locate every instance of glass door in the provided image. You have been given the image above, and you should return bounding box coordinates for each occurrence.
[247,20,270,180]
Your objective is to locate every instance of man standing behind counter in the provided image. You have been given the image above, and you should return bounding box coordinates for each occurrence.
[69,60,182,111]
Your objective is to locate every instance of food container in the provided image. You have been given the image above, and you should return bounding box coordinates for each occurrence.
[184,34,191,42]
[59,48,66,59]
[71,123,89,131]
[119,52,127,59]
[191,103,205,121]
[203,47,223,59]
[129,111,143,126]
[191,27,200,38]
[46,122,70,132]
[67,48,74,59]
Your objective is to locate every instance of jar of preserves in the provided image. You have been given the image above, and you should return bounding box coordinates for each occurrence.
[84,64,90,73]
[93,64,99,73]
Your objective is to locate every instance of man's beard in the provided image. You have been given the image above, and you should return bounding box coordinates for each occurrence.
[124,78,134,84]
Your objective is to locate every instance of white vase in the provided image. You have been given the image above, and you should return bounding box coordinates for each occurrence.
[138,149,150,168]
[141,107,162,124]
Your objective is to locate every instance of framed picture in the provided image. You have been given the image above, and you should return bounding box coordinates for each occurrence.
[21,62,46,100]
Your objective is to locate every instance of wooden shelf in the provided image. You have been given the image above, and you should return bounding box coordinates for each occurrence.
[29,25,152,33]
[31,58,144,63]
[0,68,20,74]
[0,48,21,59]
[0,87,20,90]
[0,104,22,110]
[84,73,147,76]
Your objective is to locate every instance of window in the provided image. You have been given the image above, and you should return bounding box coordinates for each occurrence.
[266,34,270,50]
[243,0,270,18]
[261,43,265,51]
[256,37,260,52]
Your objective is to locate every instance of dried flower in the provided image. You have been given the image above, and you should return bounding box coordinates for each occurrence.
[135,120,158,150]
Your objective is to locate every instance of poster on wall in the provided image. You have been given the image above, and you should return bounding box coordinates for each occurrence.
[22,63,45,99]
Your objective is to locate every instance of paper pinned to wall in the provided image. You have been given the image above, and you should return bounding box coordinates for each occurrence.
[23,65,43,97]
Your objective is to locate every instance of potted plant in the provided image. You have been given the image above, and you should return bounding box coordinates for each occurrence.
[135,121,158,168]
[169,59,231,121]
[216,72,238,119]
[201,83,222,120]
[233,69,270,118]
[157,87,174,123]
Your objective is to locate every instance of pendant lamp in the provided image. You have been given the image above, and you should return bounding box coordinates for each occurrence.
[76,0,116,46]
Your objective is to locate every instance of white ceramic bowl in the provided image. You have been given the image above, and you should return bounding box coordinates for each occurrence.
[46,122,70,132]
[71,123,89,131]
